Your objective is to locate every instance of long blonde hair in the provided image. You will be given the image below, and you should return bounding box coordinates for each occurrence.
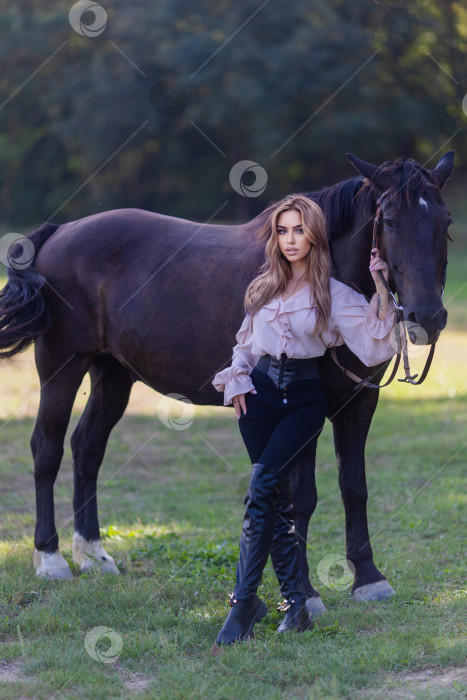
[244,194,332,336]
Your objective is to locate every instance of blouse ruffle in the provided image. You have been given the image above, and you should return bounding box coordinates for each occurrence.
[262,288,314,359]
[211,366,255,406]
[265,304,295,357]
[212,278,398,404]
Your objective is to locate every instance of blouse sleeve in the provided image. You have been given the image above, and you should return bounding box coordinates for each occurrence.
[330,282,397,367]
[212,314,261,406]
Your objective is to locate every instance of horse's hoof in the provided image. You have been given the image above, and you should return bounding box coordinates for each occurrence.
[306,595,327,617]
[72,533,120,575]
[352,580,396,602]
[97,559,120,575]
[33,549,74,580]
[79,559,120,575]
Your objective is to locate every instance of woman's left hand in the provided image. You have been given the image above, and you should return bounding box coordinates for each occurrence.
[369,247,389,286]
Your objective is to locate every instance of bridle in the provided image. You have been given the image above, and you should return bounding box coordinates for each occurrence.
[331,182,447,390]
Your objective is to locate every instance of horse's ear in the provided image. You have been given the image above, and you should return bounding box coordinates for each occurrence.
[346,153,390,191]
[429,150,455,189]
[346,154,377,179]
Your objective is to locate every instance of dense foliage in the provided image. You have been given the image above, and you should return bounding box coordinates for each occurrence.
[0,0,466,226]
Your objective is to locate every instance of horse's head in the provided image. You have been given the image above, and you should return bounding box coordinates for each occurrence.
[347,151,454,345]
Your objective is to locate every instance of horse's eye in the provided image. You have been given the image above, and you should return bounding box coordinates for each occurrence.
[383,219,394,229]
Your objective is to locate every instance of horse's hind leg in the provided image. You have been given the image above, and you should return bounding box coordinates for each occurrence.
[32,351,91,579]
[70,355,133,574]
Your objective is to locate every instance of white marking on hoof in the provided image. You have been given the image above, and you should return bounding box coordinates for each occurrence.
[72,533,119,574]
[352,580,396,602]
[33,549,73,580]
[306,595,327,618]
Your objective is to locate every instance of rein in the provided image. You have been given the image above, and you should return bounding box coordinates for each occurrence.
[331,183,442,391]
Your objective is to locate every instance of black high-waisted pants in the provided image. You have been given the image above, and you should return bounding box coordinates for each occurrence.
[238,365,327,474]
[232,361,327,601]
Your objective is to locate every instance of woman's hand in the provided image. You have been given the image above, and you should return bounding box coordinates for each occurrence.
[369,247,389,287]
[369,247,390,319]
[232,387,257,419]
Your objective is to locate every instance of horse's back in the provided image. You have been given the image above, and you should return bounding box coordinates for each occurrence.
[35,208,254,280]
[31,208,262,396]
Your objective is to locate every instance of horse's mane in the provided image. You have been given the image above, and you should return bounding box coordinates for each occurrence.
[309,157,438,238]
[370,157,439,206]
[249,157,437,241]
[308,177,373,239]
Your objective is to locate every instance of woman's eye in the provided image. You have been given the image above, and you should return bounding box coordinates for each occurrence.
[296,228,303,234]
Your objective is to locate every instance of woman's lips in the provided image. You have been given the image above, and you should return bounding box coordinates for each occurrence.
[286,249,298,254]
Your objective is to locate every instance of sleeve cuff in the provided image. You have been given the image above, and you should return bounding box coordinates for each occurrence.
[365,293,397,339]
[212,367,255,406]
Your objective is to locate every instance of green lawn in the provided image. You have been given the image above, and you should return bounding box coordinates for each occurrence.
[0,233,465,698]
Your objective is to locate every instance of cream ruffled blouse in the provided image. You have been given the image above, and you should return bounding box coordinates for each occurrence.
[212,277,397,406]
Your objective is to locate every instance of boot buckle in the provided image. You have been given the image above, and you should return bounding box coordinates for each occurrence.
[277,598,295,613]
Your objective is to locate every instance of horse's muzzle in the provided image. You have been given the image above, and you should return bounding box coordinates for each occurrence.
[405,305,448,345]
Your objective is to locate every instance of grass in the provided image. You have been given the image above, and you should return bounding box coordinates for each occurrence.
[0,231,465,698]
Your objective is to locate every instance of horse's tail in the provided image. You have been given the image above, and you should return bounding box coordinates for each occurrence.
[0,222,60,358]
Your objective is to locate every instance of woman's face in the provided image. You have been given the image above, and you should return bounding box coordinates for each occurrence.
[276,209,311,264]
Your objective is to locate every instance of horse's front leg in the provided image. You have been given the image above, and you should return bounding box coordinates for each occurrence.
[332,408,396,601]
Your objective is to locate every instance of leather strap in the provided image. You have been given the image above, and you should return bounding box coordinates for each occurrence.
[330,346,401,391]
[329,182,441,390]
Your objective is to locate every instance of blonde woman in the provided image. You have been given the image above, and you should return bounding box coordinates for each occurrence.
[212,194,396,645]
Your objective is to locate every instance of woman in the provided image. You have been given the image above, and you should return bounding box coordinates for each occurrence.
[212,194,396,645]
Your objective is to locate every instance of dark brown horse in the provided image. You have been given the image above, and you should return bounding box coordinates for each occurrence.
[0,152,453,613]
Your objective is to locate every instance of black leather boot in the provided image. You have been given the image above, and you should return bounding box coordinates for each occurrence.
[216,593,267,645]
[269,477,302,596]
[269,479,314,632]
[277,593,313,633]
[216,463,286,646]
